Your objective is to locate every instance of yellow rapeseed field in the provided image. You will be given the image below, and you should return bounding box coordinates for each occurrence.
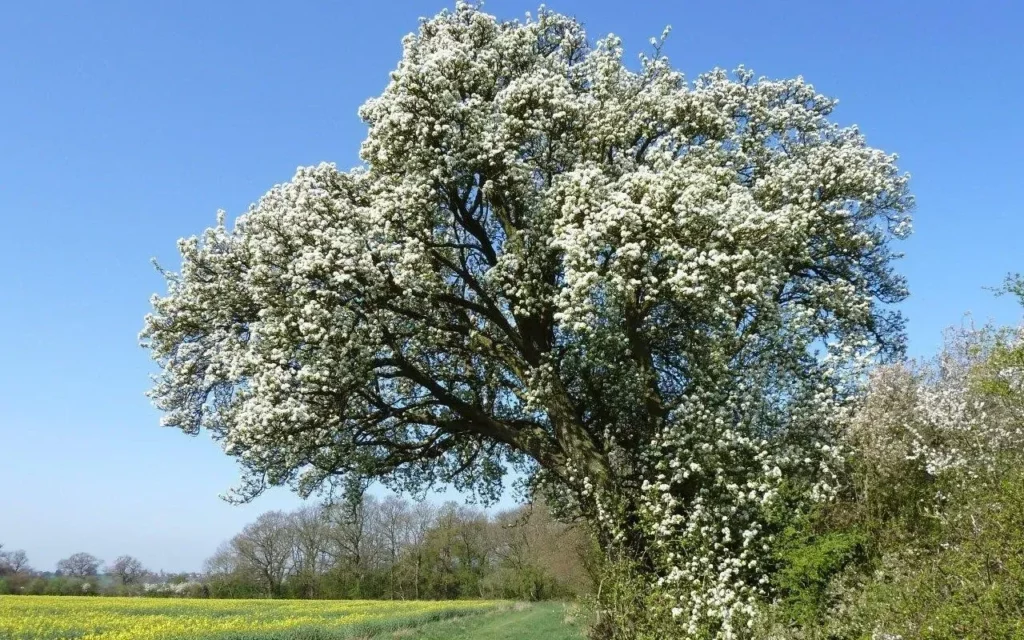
[0,596,503,639]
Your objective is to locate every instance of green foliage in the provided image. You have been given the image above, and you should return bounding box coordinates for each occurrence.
[585,562,645,640]
[39,576,96,596]
[1001,273,1024,303]
[758,468,1024,640]
[772,525,867,627]
[22,579,47,596]
[754,294,1024,639]
[207,574,272,600]
[855,468,1024,639]
[482,565,567,601]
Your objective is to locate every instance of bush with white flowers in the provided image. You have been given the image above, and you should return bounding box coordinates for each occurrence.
[850,325,1024,486]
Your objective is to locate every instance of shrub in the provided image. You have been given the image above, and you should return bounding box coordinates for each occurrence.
[771,526,867,628]
[858,467,1024,639]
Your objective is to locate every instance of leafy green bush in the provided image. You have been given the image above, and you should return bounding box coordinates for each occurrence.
[753,313,1024,640]
[856,468,1024,639]
[771,526,867,628]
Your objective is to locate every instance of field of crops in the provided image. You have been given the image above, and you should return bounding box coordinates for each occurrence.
[0,596,505,639]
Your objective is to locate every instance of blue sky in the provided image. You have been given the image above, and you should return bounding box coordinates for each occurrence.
[1,1,1021,573]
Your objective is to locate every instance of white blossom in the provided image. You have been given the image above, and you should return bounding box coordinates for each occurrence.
[142,5,912,637]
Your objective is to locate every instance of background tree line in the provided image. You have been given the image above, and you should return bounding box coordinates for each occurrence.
[204,491,592,601]
[0,546,183,596]
[1,494,592,602]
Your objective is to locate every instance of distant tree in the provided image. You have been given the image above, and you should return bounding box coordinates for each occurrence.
[201,493,594,603]
[289,505,331,598]
[423,502,472,600]
[406,502,436,600]
[0,547,31,575]
[377,495,411,599]
[232,511,294,597]
[204,541,261,598]
[204,542,243,577]
[442,505,491,598]
[109,555,147,586]
[56,552,100,578]
[326,482,380,596]
[491,500,591,600]
[6,550,31,574]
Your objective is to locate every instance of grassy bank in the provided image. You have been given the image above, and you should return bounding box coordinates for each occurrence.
[395,602,585,640]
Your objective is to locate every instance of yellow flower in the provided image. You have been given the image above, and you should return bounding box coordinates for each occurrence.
[0,595,501,639]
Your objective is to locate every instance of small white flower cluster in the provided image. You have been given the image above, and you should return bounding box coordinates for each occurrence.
[636,372,849,637]
[142,581,203,595]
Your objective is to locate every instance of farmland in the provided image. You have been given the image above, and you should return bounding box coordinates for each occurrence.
[0,596,582,640]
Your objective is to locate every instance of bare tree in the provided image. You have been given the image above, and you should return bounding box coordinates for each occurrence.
[407,502,436,600]
[232,511,294,597]
[109,555,147,586]
[289,504,331,597]
[377,495,411,599]
[6,550,31,574]
[199,495,595,601]
[492,500,592,599]
[326,482,380,595]
[0,547,31,575]
[493,508,531,573]
[453,505,492,597]
[204,541,242,576]
[56,552,100,578]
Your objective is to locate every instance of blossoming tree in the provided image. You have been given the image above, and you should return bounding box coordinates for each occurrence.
[142,4,911,636]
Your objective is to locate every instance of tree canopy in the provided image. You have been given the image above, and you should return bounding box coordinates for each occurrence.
[142,4,910,636]
[56,553,100,579]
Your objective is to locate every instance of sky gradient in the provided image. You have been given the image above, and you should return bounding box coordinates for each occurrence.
[1,0,1022,573]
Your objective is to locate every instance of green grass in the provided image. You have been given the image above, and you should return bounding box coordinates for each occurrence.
[393,602,586,640]
[178,602,586,639]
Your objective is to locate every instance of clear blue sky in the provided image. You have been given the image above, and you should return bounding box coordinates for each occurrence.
[1,1,1021,574]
